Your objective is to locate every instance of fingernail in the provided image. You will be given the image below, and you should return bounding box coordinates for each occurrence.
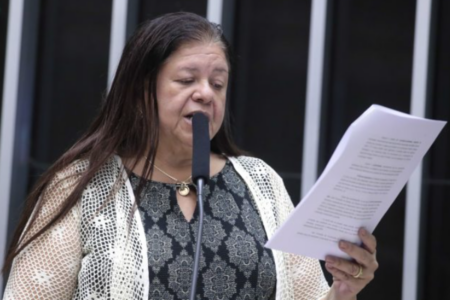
[339,241,347,249]
[360,227,367,236]
[326,256,335,263]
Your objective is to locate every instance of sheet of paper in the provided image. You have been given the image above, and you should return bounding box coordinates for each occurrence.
[265,105,447,260]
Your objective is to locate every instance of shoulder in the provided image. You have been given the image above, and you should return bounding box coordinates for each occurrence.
[228,155,282,183]
[62,156,127,221]
[60,155,121,180]
[46,155,121,198]
[229,155,279,174]
[227,157,293,226]
[45,159,89,194]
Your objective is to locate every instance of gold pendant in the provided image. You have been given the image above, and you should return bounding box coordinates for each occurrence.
[178,183,190,196]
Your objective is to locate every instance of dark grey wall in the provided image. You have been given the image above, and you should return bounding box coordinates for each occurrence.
[422,0,450,298]
[230,0,312,203]
[318,1,417,298]
[1,1,449,299]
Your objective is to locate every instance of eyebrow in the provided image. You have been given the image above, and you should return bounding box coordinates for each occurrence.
[178,66,229,73]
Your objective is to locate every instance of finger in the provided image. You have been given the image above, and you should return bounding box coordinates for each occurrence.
[339,240,376,268]
[325,255,362,277]
[325,262,355,282]
[358,228,377,254]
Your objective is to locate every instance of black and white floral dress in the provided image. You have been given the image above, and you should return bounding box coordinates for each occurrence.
[130,160,277,300]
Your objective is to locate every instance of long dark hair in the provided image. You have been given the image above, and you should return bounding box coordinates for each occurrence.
[3,12,244,273]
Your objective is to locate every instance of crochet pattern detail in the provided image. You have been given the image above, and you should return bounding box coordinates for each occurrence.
[4,156,329,299]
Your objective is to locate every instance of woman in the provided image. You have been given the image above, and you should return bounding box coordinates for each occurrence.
[2,12,378,300]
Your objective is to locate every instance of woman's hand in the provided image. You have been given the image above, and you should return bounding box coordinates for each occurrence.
[324,228,378,300]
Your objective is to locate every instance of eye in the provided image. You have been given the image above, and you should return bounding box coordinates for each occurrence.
[177,78,194,85]
[212,82,224,90]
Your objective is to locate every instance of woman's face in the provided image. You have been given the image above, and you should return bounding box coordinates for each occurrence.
[155,41,229,150]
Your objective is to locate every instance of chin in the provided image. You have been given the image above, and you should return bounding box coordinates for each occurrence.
[179,138,194,149]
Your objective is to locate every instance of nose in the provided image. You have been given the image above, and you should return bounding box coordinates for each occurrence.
[192,81,214,104]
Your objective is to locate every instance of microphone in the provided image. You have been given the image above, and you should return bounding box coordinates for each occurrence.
[189,112,210,300]
[192,112,210,183]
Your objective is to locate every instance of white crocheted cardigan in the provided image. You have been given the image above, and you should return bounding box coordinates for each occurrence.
[3,155,330,300]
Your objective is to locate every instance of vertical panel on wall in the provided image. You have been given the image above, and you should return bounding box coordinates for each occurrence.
[231,0,312,203]
[5,0,113,250]
[319,0,416,298]
[108,0,129,88]
[0,0,23,292]
[30,0,112,176]
[0,0,9,290]
[207,0,223,24]
[403,0,432,299]
[0,0,9,123]
[301,0,328,197]
[138,0,208,23]
[422,0,450,298]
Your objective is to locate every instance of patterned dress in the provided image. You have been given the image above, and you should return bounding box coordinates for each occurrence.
[130,160,277,300]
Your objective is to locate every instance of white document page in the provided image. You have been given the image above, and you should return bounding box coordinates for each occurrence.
[265,105,447,260]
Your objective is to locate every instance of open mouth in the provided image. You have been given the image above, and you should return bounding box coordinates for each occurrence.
[184,112,210,123]
[184,114,194,122]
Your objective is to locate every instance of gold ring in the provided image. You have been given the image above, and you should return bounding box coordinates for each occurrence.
[353,264,363,279]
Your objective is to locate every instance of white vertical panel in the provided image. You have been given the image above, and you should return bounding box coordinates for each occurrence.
[0,0,26,292]
[108,0,129,89]
[402,0,432,299]
[207,0,223,24]
[301,0,328,197]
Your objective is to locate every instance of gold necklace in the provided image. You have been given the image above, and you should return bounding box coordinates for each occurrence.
[153,164,193,196]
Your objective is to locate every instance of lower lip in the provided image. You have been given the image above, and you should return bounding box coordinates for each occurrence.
[184,116,212,125]
[184,117,193,125]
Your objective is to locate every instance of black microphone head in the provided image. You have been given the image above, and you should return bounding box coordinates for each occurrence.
[192,113,210,183]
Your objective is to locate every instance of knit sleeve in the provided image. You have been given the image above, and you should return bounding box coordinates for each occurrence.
[3,165,83,300]
[271,170,330,300]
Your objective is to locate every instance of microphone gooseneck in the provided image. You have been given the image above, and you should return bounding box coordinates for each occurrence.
[189,113,210,300]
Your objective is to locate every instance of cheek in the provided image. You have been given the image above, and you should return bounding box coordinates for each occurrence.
[212,100,226,132]
[156,99,181,133]
[157,88,188,121]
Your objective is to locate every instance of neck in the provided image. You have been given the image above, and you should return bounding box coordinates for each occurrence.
[126,138,224,183]
[155,153,192,174]
[125,149,225,184]
[151,142,193,182]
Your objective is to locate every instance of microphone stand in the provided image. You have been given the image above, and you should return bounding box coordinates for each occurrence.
[189,112,209,300]
[189,178,205,300]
